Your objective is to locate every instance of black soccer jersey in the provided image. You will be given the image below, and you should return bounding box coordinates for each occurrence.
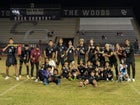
[56,44,67,56]
[67,47,75,61]
[77,45,87,55]
[104,49,117,63]
[124,44,135,62]
[20,47,31,62]
[6,46,16,57]
[45,45,55,58]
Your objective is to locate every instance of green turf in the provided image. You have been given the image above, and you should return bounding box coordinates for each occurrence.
[0,56,140,105]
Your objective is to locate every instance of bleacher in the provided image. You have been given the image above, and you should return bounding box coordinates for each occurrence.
[0,18,78,44]
[79,30,137,46]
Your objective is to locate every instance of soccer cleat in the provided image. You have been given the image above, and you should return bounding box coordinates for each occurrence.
[132,79,135,82]
[16,77,19,81]
[26,75,30,79]
[35,79,38,82]
[5,76,10,80]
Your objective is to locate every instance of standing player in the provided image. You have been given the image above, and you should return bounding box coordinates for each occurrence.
[114,43,125,63]
[87,38,95,62]
[2,38,19,80]
[124,39,135,82]
[19,44,31,79]
[44,40,55,59]
[103,44,118,80]
[76,38,87,64]
[55,38,67,67]
[30,45,41,82]
[66,40,75,64]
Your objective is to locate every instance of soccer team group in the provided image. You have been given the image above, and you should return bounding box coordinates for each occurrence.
[1,37,136,87]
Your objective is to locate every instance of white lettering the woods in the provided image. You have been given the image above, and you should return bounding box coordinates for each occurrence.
[64,9,110,16]
[82,10,110,16]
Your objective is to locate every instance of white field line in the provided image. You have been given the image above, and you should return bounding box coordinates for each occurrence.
[0,80,27,96]
[128,83,140,95]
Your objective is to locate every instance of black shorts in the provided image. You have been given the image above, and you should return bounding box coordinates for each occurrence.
[88,79,95,84]
[6,56,17,67]
[19,59,29,65]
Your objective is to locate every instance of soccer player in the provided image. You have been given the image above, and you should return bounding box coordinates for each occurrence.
[118,59,129,82]
[87,38,95,62]
[79,70,98,87]
[104,61,113,81]
[47,69,61,85]
[56,38,67,67]
[114,43,125,63]
[68,62,78,81]
[2,38,19,80]
[66,40,75,65]
[124,39,135,82]
[76,38,87,64]
[77,59,87,80]
[60,61,70,79]
[44,40,55,59]
[103,44,118,80]
[19,44,31,79]
[94,45,105,66]
[30,45,41,82]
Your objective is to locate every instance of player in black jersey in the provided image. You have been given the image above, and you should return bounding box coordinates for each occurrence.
[76,38,87,64]
[19,44,31,79]
[56,38,67,67]
[103,44,118,80]
[124,39,135,82]
[44,40,55,59]
[2,38,19,80]
[87,38,95,62]
[66,40,75,64]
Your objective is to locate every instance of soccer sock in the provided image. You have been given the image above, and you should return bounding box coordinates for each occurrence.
[26,66,29,75]
[19,66,22,75]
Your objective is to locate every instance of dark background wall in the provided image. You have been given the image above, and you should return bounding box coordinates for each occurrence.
[0,0,140,25]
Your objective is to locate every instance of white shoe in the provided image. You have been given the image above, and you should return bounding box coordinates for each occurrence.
[35,79,38,82]
[106,78,109,81]
[31,77,35,80]
[26,75,30,79]
[16,77,19,81]
[127,78,131,82]
[132,79,135,82]
[5,76,10,80]
[19,75,22,79]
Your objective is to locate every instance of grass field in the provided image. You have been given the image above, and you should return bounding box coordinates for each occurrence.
[0,56,140,105]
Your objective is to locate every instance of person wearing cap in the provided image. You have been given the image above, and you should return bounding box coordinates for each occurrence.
[30,44,41,82]
[18,44,31,79]
[76,38,87,65]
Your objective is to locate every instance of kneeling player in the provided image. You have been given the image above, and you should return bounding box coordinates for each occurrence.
[60,61,70,79]
[118,59,129,82]
[47,69,61,85]
[79,70,98,87]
